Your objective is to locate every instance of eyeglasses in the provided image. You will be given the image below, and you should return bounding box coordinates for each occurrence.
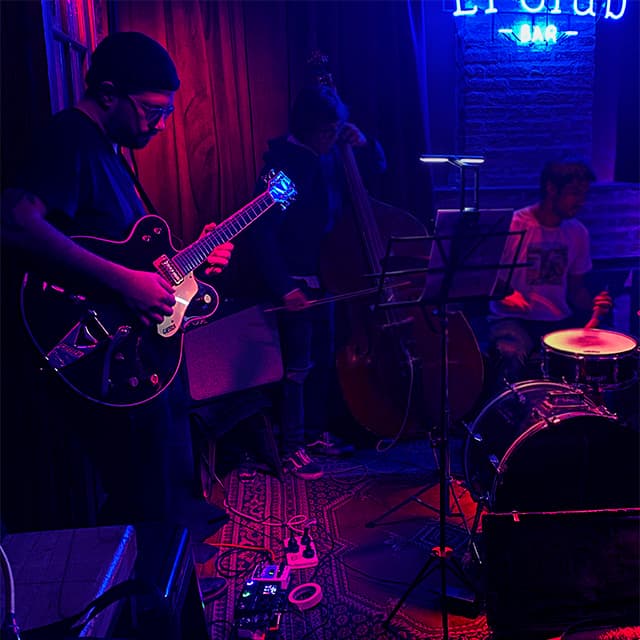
[126,94,175,127]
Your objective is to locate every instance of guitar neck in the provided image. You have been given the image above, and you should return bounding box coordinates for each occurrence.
[172,190,275,275]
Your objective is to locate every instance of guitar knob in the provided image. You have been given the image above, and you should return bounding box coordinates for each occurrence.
[202,293,212,304]
[149,373,160,386]
[128,377,139,388]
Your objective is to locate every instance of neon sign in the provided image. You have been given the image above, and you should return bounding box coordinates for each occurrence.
[453,0,627,20]
[498,23,580,44]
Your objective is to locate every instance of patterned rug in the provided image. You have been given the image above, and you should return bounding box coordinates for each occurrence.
[200,439,492,640]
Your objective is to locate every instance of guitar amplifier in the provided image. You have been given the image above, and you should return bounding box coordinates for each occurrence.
[483,508,640,639]
[183,304,283,402]
[1,525,208,640]
[1,525,137,638]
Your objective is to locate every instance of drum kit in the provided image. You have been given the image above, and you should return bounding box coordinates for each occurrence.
[464,327,640,516]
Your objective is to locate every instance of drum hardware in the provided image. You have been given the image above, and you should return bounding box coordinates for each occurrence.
[542,328,639,430]
[504,378,527,404]
[464,379,640,514]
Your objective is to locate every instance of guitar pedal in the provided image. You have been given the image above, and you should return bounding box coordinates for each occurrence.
[234,578,287,639]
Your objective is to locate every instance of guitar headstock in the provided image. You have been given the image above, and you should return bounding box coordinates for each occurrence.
[266,170,297,210]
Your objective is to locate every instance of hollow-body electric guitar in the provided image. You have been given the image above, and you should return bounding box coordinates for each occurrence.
[21,171,296,407]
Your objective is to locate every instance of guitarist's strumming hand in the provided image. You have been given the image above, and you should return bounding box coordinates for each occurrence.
[118,268,176,327]
[200,222,234,276]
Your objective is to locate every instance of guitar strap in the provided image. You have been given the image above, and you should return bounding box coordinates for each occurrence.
[117,147,160,216]
[117,148,186,248]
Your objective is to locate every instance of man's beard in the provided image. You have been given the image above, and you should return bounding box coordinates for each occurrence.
[122,131,156,149]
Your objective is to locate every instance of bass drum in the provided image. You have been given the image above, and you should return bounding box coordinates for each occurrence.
[464,380,639,513]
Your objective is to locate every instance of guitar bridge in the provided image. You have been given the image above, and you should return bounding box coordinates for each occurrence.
[153,255,184,286]
[47,310,112,369]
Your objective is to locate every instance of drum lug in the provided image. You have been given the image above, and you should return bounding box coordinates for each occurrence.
[598,403,617,418]
[504,379,527,404]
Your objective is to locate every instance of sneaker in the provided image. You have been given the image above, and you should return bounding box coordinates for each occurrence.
[282,448,324,480]
[307,432,355,456]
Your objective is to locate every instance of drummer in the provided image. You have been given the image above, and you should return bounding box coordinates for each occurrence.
[487,159,612,390]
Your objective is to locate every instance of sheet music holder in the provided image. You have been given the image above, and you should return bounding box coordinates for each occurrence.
[372,208,526,309]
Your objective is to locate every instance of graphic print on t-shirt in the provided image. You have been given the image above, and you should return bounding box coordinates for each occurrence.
[526,243,568,285]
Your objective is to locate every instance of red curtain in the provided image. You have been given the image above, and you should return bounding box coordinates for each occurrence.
[115,1,430,244]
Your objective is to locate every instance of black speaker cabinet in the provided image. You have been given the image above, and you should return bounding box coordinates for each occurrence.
[1,525,208,640]
[132,524,209,640]
[184,304,282,402]
[484,508,640,639]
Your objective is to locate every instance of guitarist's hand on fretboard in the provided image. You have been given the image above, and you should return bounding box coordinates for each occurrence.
[199,222,234,276]
[117,267,176,326]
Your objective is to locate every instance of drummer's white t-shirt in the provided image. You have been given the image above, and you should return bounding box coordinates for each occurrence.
[490,205,592,322]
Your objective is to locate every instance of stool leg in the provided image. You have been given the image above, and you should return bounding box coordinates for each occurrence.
[260,413,283,480]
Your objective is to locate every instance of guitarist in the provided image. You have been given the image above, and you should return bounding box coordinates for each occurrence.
[1,33,233,536]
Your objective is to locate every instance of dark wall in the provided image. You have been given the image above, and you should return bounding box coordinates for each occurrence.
[1,1,51,191]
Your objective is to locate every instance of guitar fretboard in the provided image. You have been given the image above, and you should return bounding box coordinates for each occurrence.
[173,192,275,275]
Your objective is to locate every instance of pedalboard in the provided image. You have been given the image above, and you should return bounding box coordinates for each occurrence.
[234,529,319,638]
[251,562,291,588]
[234,578,287,639]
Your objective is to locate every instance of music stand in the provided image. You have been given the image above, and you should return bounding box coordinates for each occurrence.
[373,211,526,638]
[365,209,517,533]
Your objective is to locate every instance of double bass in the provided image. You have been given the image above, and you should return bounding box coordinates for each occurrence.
[319,121,484,440]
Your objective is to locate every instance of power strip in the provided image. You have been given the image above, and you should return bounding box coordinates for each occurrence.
[284,535,318,569]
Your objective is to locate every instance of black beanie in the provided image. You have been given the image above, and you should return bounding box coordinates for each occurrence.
[86,32,180,93]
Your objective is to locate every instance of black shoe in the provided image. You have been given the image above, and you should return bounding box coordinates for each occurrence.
[200,576,228,602]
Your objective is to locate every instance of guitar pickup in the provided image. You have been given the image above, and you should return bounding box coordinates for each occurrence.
[153,255,184,286]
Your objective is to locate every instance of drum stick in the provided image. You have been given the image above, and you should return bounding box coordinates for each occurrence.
[584,286,610,330]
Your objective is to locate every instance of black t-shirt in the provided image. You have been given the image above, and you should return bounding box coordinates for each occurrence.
[17,108,146,239]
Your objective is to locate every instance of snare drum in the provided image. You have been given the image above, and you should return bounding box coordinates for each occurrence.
[542,328,638,390]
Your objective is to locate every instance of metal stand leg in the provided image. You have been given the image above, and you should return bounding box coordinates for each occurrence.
[365,473,468,527]
[383,309,479,638]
